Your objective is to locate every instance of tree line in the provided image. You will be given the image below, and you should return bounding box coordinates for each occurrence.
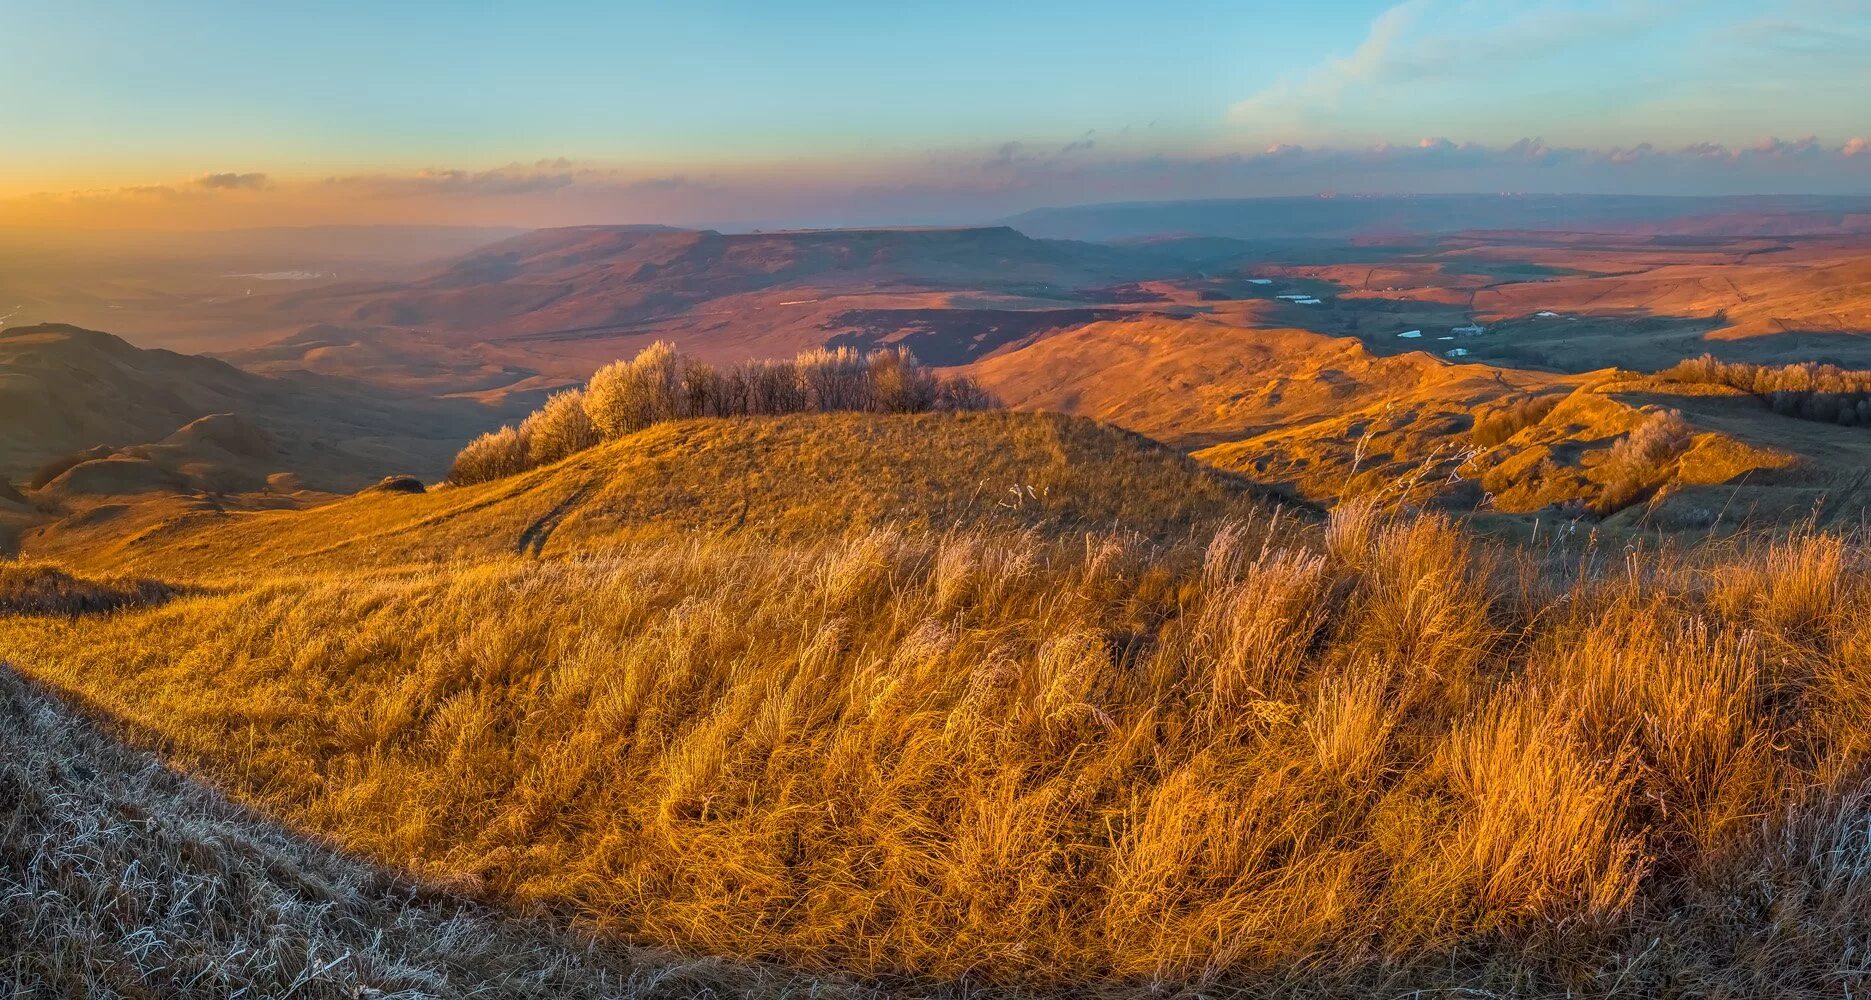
[1663,354,1871,426]
[450,343,995,484]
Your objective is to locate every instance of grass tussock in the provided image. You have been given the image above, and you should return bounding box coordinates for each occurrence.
[0,669,880,999]
[0,561,175,615]
[5,505,1871,996]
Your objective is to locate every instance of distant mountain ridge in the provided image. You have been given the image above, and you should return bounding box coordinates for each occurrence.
[270,224,1168,340]
[1003,194,1871,242]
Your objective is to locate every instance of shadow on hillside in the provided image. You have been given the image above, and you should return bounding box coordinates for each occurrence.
[823,307,1137,364]
[0,565,188,617]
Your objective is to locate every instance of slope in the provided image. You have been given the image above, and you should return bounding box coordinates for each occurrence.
[968,316,1833,522]
[0,665,871,999]
[0,324,525,490]
[20,410,1292,579]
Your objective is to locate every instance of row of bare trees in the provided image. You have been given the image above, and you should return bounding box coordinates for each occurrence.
[450,343,994,484]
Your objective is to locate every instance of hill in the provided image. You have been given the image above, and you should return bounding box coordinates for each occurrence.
[0,324,526,491]
[212,226,1200,389]
[967,316,1853,524]
[309,225,1153,336]
[4,473,1867,996]
[20,410,1291,578]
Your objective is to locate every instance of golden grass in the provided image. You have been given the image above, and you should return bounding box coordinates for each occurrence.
[0,561,175,615]
[6,496,1870,995]
[29,411,1283,580]
[0,668,864,999]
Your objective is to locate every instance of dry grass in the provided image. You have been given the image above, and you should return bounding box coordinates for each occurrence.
[32,411,1281,580]
[0,668,897,999]
[0,561,175,615]
[5,496,1870,995]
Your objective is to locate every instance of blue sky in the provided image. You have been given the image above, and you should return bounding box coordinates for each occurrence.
[3,0,1867,227]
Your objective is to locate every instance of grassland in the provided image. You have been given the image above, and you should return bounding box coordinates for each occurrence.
[4,410,1870,996]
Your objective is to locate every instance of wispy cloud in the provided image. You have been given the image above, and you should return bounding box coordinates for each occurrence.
[1227,0,1858,145]
[1230,0,1426,128]
[193,172,270,191]
[5,138,1869,231]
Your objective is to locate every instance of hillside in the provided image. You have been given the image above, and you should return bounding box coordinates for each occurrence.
[308,225,1153,335]
[0,666,858,999]
[5,483,1869,996]
[20,410,1291,578]
[965,316,1870,524]
[0,324,525,491]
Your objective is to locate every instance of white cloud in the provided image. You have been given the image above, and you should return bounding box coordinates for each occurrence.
[1230,0,1427,128]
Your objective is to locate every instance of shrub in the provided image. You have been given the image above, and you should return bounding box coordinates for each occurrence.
[449,425,529,485]
[521,389,602,467]
[1471,394,1562,447]
[797,347,873,411]
[1664,354,1871,427]
[1595,409,1693,513]
[866,346,942,412]
[934,374,997,411]
[585,340,681,438]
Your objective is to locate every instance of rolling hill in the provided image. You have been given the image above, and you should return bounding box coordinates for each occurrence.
[0,324,529,492]
[18,410,1293,578]
[966,315,1849,524]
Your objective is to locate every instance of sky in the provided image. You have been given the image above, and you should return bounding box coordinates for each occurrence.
[2,0,1868,230]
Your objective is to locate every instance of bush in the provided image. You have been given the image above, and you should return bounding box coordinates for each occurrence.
[796,347,873,411]
[449,426,529,486]
[869,346,941,412]
[1664,354,1871,427]
[585,341,680,439]
[521,389,601,467]
[1595,409,1693,513]
[1472,394,1562,447]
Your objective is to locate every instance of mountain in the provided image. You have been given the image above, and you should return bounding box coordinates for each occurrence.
[219,226,1198,386]
[0,324,522,491]
[1004,194,1871,243]
[312,225,1154,335]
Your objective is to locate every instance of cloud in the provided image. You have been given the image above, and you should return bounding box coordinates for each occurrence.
[982,141,1028,170]
[325,165,578,197]
[1230,0,1425,126]
[1226,1,1861,145]
[6,137,1871,232]
[193,172,270,191]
